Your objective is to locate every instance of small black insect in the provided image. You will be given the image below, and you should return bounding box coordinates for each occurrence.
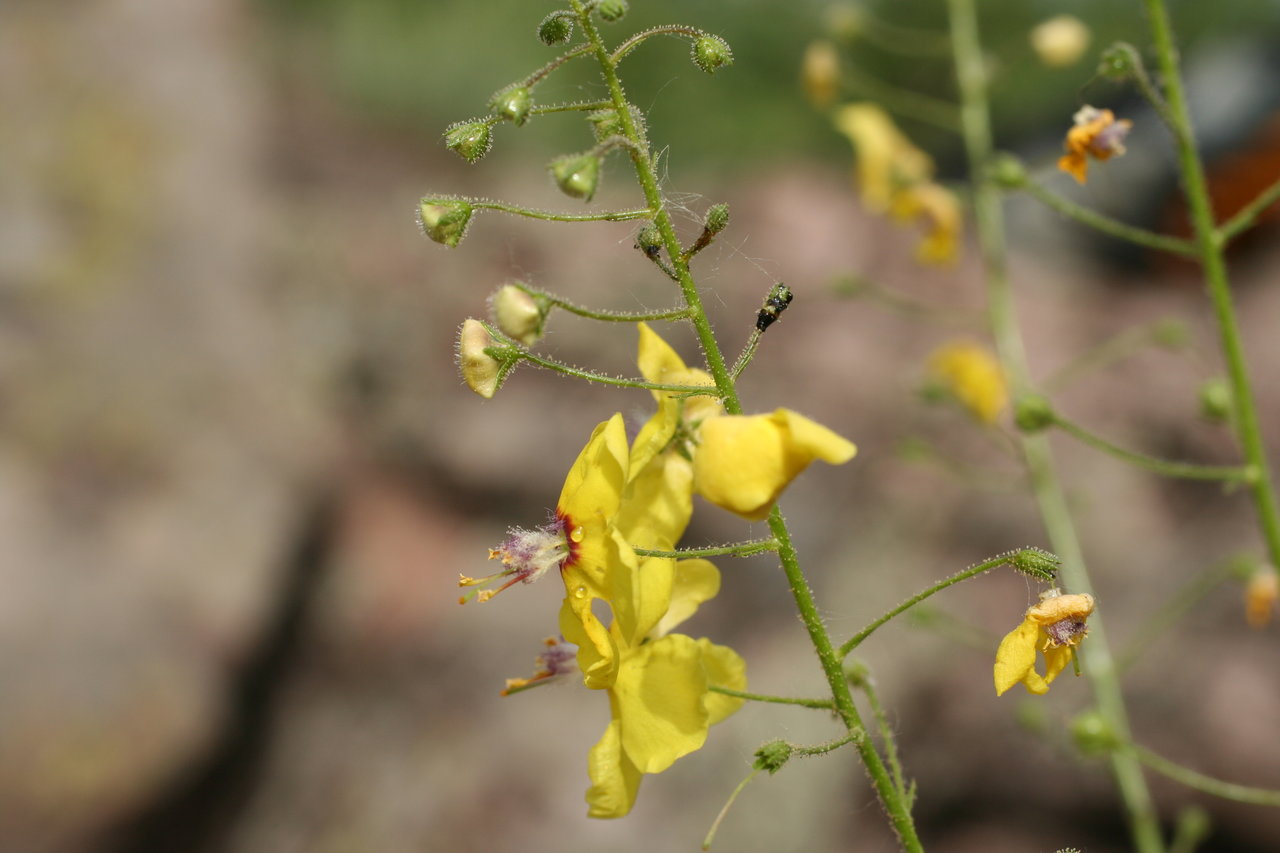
[755,282,794,332]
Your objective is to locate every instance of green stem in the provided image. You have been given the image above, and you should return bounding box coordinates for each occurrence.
[839,554,1012,657]
[1132,745,1280,806]
[1218,175,1280,244]
[947,0,1165,849]
[1016,176,1198,257]
[572,5,922,847]
[853,670,912,805]
[729,330,762,380]
[1048,411,1254,482]
[515,284,691,323]
[471,199,652,223]
[611,24,706,64]
[1141,0,1280,573]
[633,538,778,559]
[707,685,835,710]
[1042,319,1186,393]
[523,43,595,87]
[518,349,721,394]
[702,768,760,851]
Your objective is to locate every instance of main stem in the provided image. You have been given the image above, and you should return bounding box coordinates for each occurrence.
[1141,0,1280,571]
[570,4,923,849]
[946,1,1165,850]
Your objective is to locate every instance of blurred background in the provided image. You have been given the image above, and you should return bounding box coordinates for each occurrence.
[3,0,1279,851]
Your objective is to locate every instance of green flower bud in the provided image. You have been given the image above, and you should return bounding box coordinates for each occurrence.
[1199,378,1233,423]
[1008,547,1061,582]
[989,153,1027,189]
[489,85,532,126]
[538,11,573,45]
[418,199,474,248]
[587,105,644,143]
[844,660,870,689]
[753,740,793,775]
[596,0,628,22]
[550,153,601,201]
[634,222,662,257]
[1069,709,1120,756]
[1014,394,1055,433]
[443,121,493,164]
[692,34,733,74]
[1098,43,1137,81]
[491,283,548,346]
[704,202,730,235]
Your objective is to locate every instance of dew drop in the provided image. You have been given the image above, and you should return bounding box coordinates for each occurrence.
[569,526,585,543]
[573,586,588,599]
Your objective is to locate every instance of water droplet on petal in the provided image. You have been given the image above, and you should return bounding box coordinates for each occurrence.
[569,526,585,543]
[573,586,588,599]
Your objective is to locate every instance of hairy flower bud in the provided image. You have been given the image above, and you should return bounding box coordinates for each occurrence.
[489,85,532,126]
[491,283,546,346]
[1014,394,1055,433]
[457,319,504,398]
[596,0,628,22]
[418,199,474,248]
[1198,378,1233,423]
[704,202,730,235]
[753,740,794,774]
[588,105,644,143]
[550,153,601,201]
[634,222,662,259]
[1069,710,1119,756]
[1009,548,1061,582]
[989,153,1027,189]
[1098,43,1138,81]
[444,120,493,164]
[538,11,573,45]
[692,35,733,74]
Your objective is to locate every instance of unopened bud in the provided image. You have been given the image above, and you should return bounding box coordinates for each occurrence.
[489,85,532,126]
[753,740,793,774]
[1244,568,1278,628]
[692,35,733,74]
[1014,395,1055,433]
[704,202,730,235]
[1198,378,1233,423]
[635,222,662,257]
[491,284,547,346]
[1030,15,1091,68]
[1069,709,1119,756]
[597,0,628,22]
[1098,43,1138,81]
[458,319,507,398]
[538,11,573,45]
[444,121,493,164]
[419,199,474,248]
[1009,548,1061,581]
[588,105,644,142]
[550,153,601,201]
[845,660,870,689]
[989,153,1027,189]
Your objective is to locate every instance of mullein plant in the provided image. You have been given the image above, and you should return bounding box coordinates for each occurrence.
[424,2,1078,848]
[808,1,1280,851]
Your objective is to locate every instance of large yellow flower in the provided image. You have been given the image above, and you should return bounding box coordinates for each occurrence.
[636,323,857,521]
[994,591,1095,696]
[928,341,1008,425]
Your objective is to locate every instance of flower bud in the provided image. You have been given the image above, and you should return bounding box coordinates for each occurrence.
[844,660,870,689]
[489,85,532,126]
[538,11,573,45]
[989,153,1027,189]
[444,121,493,164]
[491,283,546,346]
[1098,43,1137,81]
[1014,394,1055,433]
[596,0,628,22]
[457,319,503,398]
[1199,378,1233,423]
[1009,547,1061,582]
[550,153,601,201]
[753,740,794,774]
[418,199,474,248]
[1244,568,1278,628]
[1069,709,1119,756]
[692,35,733,74]
[634,222,662,258]
[704,202,730,235]
[1030,15,1090,68]
[587,105,644,142]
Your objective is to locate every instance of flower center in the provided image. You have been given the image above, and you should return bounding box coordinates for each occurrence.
[458,517,571,603]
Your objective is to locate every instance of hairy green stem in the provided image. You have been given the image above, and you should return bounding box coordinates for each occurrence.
[1141,0,1280,575]
[853,671,912,805]
[947,0,1165,849]
[1016,176,1198,256]
[465,199,653,223]
[611,24,706,64]
[1041,319,1187,393]
[707,685,835,710]
[633,539,778,559]
[518,349,721,394]
[1048,412,1254,482]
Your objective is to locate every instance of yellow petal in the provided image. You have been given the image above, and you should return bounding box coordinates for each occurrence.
[698,637,747,725]
[652,559,721,638]
[635,323,721,421]
[618,446,694,551]
[586,717,643,819]
[928,342,1008,425]
[1026,592,1095,625]
[613,634,710,774]
[833,103,934,212]
[562,526,637,685]
[994,618,1039,696]
[628,395,679,479]
[693,409,856,521]
[559,594,618,690]
[558,414,629,526]
[1041,643,1074,686]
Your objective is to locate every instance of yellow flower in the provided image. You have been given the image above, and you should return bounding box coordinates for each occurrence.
[928,341,1008,424]
[1244,569,1278,628]
[636,323,857,521]
[1030,15,1090,68]
[802,40,840,109]
[491,283,544,346]
[833,103,961,264]
[1058,105,1133,184]
[995,591,1095,696]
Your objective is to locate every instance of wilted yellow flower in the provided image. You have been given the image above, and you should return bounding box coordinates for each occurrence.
[802,40,840,109]
[928,341,1008,424]
[995,591,1095,696]
[1058,105,1133,184]
[833,103,961,264]
[457,319,502,398]
[1030,15,1091,67]
[1245,569,1278,628]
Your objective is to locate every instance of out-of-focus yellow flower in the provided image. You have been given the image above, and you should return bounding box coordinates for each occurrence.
[995,591,1095,696]
[928,341,1008,425]
[802,40,840,109]
[1245,569,1278,628]
[833,103,961,264]
[1058,105,1133,184]
[1030,15,1091,67]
